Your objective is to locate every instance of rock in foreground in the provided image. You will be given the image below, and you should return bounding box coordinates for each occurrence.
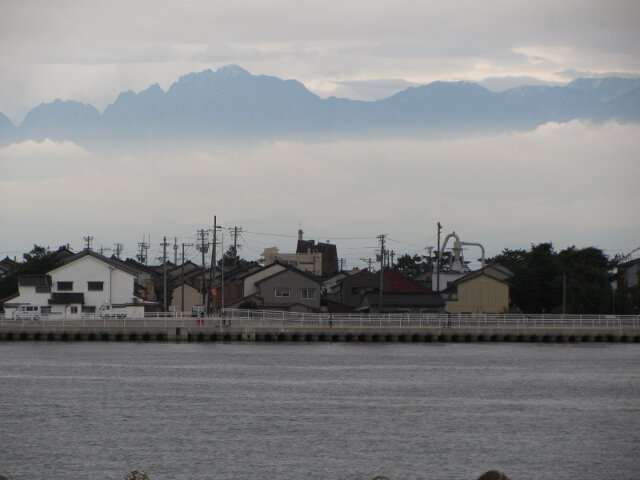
[477,471,510,480]
[125,469,150,480]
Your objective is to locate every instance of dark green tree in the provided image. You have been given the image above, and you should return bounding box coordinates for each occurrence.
[218,246,249,269]
[392,254,430,279]
[490,243,615,314]
[0,245,63,300]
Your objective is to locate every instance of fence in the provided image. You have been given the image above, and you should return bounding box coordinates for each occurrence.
[1,309,639,329]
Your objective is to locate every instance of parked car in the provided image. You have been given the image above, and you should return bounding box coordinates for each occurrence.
[98,303,127,319]
[13,305,41,320]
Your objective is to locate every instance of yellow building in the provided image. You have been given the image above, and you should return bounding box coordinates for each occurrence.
[261,247,323,275]
[444,265,511,314]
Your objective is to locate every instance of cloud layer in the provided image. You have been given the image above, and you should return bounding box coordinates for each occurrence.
[1,121,638,267]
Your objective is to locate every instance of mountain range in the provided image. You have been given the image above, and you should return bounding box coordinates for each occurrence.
[1,64,639,150]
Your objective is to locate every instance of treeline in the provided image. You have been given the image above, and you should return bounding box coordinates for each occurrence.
[393,243,638,315]
[490,243,637,315]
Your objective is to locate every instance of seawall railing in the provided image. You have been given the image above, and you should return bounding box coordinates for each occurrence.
[1,309,639,329]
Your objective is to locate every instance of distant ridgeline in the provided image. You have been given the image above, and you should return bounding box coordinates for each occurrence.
[1,65,640,150]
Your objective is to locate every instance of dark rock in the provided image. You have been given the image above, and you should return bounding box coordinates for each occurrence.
[477,471,510,480]
[125,470,150,480]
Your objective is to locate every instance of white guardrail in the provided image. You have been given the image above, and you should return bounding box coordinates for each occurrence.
[0,309,639,329]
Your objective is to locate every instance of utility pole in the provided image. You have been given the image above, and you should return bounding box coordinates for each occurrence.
[114,243,123,259]
[562,272,567,315]
[229,226,243,253]
[436,222,442,292]
[84,236,93,251]
[220,231,225,312]
[209,216,222,315]
[173,237,178,265]
[377,234,386,312]
[181,243,186,313]
[340,258,346,271]
[360,258,373,271]
[161,236,169,312]
[196,229,209,311]
[137,236,149,265]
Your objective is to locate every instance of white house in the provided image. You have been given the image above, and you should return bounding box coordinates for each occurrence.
[3,250,155,318]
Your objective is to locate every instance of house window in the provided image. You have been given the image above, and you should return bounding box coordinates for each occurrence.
[88,281,104,291]
[82,306,96,313]
[301,288,315,299]
[57,281,73,291]
[274,287,291,297]
[70,306,78,314]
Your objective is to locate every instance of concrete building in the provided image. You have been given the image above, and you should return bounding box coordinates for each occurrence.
[261,246,322,275]
[260,230,338,276]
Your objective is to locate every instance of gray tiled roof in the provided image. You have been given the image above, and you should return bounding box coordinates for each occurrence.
[18,274,51,287]
[50,292,85,304]
[364,291,444,307]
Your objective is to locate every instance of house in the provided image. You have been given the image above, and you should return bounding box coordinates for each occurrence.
[225,261,322,312]
[0,256,19,278]
[362,291,445,313]
[3,250,156,318]
[333,269,385,309]
[210,262,263,310]
[442,264,512,314]
[326,268,445,313]
[618,258,640,291]
[321,271,349,295]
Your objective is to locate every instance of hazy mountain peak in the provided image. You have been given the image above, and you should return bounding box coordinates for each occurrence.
[215,64,250,77]
[1,67,638,150]
[567,77,640,101]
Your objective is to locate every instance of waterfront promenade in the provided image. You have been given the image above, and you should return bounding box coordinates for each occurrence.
[1,309,639,343]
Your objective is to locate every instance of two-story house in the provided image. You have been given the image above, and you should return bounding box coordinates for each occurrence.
[3,250,154,318]
[226,261,322,312]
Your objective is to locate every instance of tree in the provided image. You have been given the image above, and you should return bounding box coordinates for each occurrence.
[218,245,249,269]
[392,254,430,279]
[391,251,456,279]
[490,243,615,314]
[0,245,64,300]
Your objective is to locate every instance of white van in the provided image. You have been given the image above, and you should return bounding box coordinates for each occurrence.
[98,303,127,319]
[13,305,42,320]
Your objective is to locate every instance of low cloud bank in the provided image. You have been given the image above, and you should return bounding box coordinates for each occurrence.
[1,120,638,264]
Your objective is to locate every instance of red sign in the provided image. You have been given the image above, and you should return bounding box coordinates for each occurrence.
[211,288,217,296]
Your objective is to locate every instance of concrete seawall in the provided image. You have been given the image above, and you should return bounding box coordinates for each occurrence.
[2,324,639,343]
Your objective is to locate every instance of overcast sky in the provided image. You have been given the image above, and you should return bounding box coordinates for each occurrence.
[1,1,639,267]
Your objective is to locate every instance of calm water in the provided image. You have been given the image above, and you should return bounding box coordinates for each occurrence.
[0,343,639,480]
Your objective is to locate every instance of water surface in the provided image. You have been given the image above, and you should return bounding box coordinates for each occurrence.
[1,343,638,480]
